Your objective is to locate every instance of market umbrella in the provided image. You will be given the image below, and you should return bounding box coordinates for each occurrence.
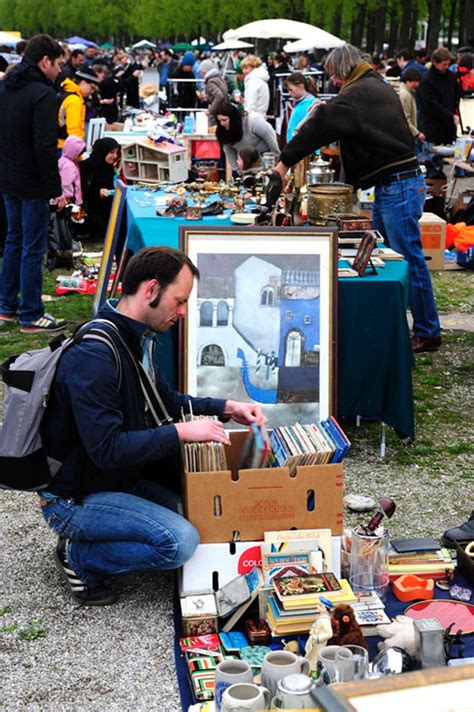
[0,31,24,47]
[211,39,254,51]
[132,39,157,49]
[284,31,345,52]
[63,36,98,48]
[171,42,194,52]
[223,19,325,41]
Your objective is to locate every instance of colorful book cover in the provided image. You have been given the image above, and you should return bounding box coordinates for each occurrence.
[274,572,341,600]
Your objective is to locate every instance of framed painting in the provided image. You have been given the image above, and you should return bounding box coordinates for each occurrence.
[93,179,127,315]
[180,226,338,429]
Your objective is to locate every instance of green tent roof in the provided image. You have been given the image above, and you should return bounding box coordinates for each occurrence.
[100,42,114,49]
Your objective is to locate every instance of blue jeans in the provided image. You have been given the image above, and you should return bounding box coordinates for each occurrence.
[372,174,441,339]
[41,480,199,585]
[0,194,49,323]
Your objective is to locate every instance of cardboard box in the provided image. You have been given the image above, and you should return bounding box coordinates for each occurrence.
[184,432,343,544]
[180,538,342,593]
[419,212,446,270]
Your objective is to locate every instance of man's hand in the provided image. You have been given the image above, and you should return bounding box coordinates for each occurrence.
[52,195,68,211]
[453,115,460,126]
[275,161,289,183]
[223,400,267,427]
[417,132,426,142]
[175,419,230,445]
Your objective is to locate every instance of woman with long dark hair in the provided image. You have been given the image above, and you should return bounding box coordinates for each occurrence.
[215,103,279,175]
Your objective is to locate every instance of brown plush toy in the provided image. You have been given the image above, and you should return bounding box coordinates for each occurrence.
[329,604,368,650]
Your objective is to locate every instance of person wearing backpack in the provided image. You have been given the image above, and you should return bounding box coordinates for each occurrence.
[0,34,68,333]
[39,246,266,606]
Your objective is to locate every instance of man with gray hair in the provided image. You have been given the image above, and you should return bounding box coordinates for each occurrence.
[276,44,441,354]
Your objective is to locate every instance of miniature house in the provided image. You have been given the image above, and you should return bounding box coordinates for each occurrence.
[122,139,187,184]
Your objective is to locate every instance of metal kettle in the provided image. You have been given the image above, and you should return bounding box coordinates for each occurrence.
[306,156,335,185]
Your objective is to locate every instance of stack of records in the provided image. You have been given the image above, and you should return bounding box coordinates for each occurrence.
[388,538,455,581]
[266,573,356,636]
[182,416,228,473]
[268,417,350,473]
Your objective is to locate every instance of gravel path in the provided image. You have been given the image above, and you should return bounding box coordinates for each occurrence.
[1,324,473,711]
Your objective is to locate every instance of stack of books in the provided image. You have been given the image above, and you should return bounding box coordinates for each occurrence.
[267,417,350,473]
[388,538,455,581]
[266,573,356,636]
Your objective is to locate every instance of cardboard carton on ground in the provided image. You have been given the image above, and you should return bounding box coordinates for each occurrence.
[183,432,344,544]
[419,212,446,270]
[180,538,342,593]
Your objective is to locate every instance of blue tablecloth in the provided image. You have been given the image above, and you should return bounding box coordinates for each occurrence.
[126,190,414,438]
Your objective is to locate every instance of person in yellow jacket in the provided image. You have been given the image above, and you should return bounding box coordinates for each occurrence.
[57,68,100,148]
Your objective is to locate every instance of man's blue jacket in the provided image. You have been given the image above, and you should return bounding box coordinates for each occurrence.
[42,300,226,499]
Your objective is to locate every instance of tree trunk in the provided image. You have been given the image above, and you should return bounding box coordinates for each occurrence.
[463,0,474,46]
[408,5,419,52]
[426,0,442,51]
[374,3,388,53]
[446,0,457,49]
[350,2,366,48]
[458,0,466,45]
[397,0,413,49]
[388,9,400,54]
[331,3,342,39]
[366,10,376,53]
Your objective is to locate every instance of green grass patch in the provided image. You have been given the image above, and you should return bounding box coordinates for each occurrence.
[18,621,47,641]
[432,270,474,312]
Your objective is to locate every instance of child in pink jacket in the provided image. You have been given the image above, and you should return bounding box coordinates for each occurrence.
[58,135,86,205]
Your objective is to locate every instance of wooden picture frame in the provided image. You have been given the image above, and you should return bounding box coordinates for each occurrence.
[180,226,338,429]
[328,665,474,711]
[93,179,128,315]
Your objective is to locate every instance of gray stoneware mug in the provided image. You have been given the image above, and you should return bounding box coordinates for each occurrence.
[261,651,311,697]
[214,659,253,712]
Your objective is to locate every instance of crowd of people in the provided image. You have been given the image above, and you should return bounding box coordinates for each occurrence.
[0,30,471,606]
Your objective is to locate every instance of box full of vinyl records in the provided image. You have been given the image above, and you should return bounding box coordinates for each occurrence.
[183,430,344,544]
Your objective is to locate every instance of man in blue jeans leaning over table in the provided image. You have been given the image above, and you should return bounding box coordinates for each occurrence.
[40,246,265,606]
[275,44,441,354]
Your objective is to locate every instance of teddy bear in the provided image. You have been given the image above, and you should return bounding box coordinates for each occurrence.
[328,604,369,650]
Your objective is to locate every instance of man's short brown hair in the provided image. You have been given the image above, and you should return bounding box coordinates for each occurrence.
[431,47,452,64]
[121,246,199,296]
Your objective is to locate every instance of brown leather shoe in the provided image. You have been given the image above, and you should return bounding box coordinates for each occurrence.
[412,335,442,353]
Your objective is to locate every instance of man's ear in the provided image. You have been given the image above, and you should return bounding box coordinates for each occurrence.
[144,279,160,300]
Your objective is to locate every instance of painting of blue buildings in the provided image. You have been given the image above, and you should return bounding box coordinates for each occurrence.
[193,251,324,428]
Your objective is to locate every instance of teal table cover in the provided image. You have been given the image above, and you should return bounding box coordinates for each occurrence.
[126,190,415,438]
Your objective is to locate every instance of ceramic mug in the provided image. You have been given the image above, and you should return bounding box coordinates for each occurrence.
[261,651,311,697]
[221,682,271,712]
[317,645,342,682]
[214,659,253,712]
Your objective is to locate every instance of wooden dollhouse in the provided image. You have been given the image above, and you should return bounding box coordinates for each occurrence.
[122,139,188,184]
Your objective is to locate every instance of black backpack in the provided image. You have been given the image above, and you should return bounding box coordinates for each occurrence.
[47,207,75,270]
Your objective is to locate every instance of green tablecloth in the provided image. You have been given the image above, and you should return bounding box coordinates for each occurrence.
[126,191,415,438]
[338,260,415,439]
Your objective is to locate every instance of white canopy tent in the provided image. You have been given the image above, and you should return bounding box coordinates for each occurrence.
[284,31,345,52]
[132,39,157,49]
[211,39,254,51]
[0,31,23,47]
[223,19,326,41]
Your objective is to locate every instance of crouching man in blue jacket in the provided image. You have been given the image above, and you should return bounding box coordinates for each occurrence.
[40,246,265,605]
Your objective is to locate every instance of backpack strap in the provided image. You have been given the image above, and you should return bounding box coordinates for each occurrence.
[85,319,174,427]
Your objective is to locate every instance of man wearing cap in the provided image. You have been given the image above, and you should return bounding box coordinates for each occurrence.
[57,67,100,148]
[170,51,198,108]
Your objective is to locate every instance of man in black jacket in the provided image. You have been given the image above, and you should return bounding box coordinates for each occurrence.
[418,47,461,145]
[275,44,441,354]
[0,34,68,333]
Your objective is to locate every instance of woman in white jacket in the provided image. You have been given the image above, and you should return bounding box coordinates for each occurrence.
[241,55,270,116]
[215,103,280,175]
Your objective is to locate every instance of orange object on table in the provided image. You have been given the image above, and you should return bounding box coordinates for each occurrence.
[393,574,435,602]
